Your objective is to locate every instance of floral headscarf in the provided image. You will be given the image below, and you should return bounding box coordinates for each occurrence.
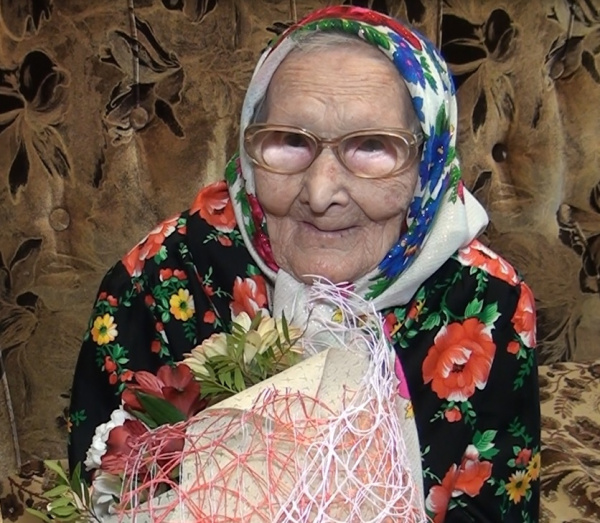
[227,6,488,305]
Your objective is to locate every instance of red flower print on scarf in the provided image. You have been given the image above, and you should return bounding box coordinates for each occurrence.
[422,318,496,402]
[296,6,422,50]
[457,240,519,285]
[247,193,278,271]
[512,283,536,348]
[122,215,181,277]
[230,275,268,317]
[191,180,236,232]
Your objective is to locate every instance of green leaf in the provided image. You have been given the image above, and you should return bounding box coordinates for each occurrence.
[161,311,171,323]
[44,484,71,498]
[435,104,447,135]
[421,313,441,330]
[479,447,500,460]
[153,245,168,263]
[44,460,69,483]
[233,367,245,392]
[246,264,261,276]
[25,508,53,523]
[281,312,290,343]
[136,391,186,425]
[128,408,159,429]
[362,26,391,50]
[49,504,77,518]
[465,298,483,318]
[48,496,75,510]
[480,302,501,325]
[473,430,497,452]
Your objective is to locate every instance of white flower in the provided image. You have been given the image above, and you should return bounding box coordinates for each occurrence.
[184,332,228,377]
[233,312,278,363]
[90,471,122,518]
[84,408,133,471]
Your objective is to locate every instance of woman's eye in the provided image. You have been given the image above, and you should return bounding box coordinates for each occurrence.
[280,132,309,148]
[356,137,387,152]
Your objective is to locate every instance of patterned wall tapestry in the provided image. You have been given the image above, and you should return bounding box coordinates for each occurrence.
[1,0,599,489]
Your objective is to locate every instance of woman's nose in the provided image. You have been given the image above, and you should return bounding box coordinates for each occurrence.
[301,148,350,213]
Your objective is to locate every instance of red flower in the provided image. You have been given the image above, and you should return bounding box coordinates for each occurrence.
[122,364,206,419]
[190,180,236,232]
[512,283,536,348]
[98,291,107,300]
[444,406,462,422]
[254,230,278,271]
[122,215,180,277]
[203,285,214,297]
[159,268,173,281]
[383,312,399,341]
[122,244,144,277]
[454,459,492,496]
[230,275,268,317]
[516,448,532,466]
[104,356,117,373]
[150,340,161,353]
[203,310,216,324]
[457,241,519,285]
[144,294,155,307]
[173,269,186,280]
[426,465,457,523]
[295,6,422,50]
[246,193,278,271]
[108,373,118,385]
[106,295,118,307]
[507,340,520,355]
[120,369,134,383]
[426,457,492,521]
[422,318,496,402]
[101,419,149,474]
[218,235,233,247]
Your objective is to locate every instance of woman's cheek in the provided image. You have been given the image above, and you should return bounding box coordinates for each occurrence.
[255,171,299,216]
[360,176,416,222]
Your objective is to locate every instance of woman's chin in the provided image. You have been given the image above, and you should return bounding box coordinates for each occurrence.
[287,260,376,286]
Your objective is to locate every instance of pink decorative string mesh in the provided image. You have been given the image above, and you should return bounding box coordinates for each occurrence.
[113,282,427,522]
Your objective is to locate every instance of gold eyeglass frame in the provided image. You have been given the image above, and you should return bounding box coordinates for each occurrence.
[244,124,424,179]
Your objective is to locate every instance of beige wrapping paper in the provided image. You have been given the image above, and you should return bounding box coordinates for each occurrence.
[109,347,424,522]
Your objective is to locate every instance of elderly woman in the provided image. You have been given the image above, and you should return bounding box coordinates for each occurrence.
[69,6,540,521]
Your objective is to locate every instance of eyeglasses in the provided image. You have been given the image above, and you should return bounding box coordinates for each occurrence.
[244,124,423,179]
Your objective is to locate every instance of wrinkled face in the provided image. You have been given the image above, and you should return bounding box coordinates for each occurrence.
[254,43,419,284]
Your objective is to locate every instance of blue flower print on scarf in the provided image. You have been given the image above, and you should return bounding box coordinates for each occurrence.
[412,96,425,123]
[419,107,451,192]
[422,39,453,95]
[419,126,450,191]
[389,34,425,88]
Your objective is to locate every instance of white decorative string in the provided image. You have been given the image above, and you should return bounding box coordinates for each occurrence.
[274,279,426,522]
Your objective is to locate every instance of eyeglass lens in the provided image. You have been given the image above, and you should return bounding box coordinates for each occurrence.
[250,129,413,177]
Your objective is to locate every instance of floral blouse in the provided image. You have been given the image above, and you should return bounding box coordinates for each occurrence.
[68,181,540,522]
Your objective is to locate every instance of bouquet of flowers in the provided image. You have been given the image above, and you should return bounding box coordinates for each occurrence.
[30,284,426,522]
[28,311,302,522]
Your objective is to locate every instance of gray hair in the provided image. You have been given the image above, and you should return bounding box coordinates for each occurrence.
[251,30,421,136]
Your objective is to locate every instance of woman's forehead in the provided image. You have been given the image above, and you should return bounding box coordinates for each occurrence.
[264,45,416,129]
